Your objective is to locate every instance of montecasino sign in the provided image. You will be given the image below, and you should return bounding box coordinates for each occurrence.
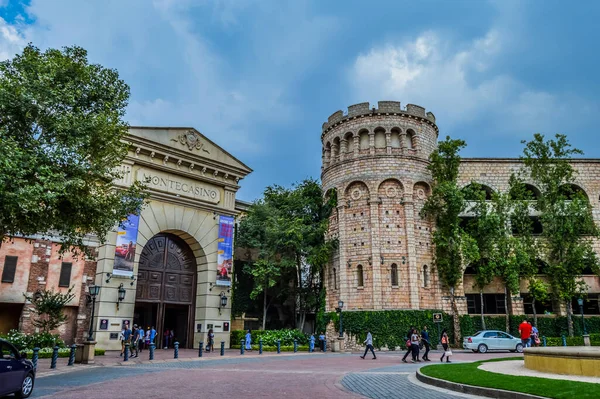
[137,167,221,204]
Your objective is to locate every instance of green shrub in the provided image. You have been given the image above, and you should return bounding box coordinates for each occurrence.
[230,344,309,352]
[320,309,454,349]
[230,329,309,347]
[0,330,65,350]
[459,315,600,338]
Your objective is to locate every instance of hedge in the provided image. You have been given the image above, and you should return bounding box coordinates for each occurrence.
[22,347,105,358]
[320,309,454,350]
[542,334,600,346]
[460,315,600,338]
[230,344,310,352]
[230,329,309,346]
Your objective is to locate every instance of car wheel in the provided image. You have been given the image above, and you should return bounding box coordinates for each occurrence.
[516,343,524,353]
[15,372,34,398]
[477,344,488,354]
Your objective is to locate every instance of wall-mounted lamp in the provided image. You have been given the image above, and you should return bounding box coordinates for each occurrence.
[117,283,126,310]
[218,291,228,315]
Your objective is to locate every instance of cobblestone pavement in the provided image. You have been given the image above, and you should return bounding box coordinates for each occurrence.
[28,350,521,399]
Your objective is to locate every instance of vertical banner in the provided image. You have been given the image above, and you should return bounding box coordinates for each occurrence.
[216,215,234,287]
[112,214,140,277]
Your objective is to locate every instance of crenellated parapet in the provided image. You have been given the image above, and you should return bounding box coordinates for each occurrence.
[322,101,437,135]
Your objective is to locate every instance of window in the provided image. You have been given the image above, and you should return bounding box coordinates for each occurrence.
[333,268,337,290]
[357,264,364,287]
[466,294,507,314]
[423,265,430,288]
[522,294,553,315]
[391,264,398,286]
[58,262,72,287]
[1,255,18,283]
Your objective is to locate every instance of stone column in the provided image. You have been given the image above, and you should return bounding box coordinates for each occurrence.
[353,136,359,157]
[400,132,407,155]
[340,139,347,162]
[337,202,349,310]
[403,193,420,309]
[385,132,391,155]
[369,197,382,310]
[369,132,375,156]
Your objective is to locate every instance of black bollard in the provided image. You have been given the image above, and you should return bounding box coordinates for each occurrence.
[323,339,327,352]
[68,344,76,366]
[542,336,547,347]
[32,347,39,371]
[259,339,263,355]
[174,341,179,359]
[50,346,59,369]
[149,343,155,360]
[294,339,298,353]
[562,335,567,346]
[124,342,130,362]
[277,339,281,354]
[240,339,245,355]
[220,341,225,356]
[199,342,203,357]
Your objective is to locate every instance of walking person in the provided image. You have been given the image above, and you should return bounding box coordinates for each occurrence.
[145,327,151,349]
[401,326,415,363]
[360,329,377,359]
[121,322,132,358]
[245,329,252,351]
[164,329,170,349]
[207,328,214,352]
[138,325,145,353]
[131,325,139,358]
[421,325,431,361]
[149,325,157,347]
[440,329,451,363]
[531,324,540,347]
[519,319,532,348]
[410,328,420,362]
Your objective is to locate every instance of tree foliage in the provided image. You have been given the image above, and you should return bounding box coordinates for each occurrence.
[0,44,146,256]
[23,287,76,333]
[520,133,600,335]
[421,136,478,343]
[235,178,336,330]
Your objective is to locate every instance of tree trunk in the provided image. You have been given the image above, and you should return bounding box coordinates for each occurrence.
[479,290,486,331]
[566,299,574,337]
[532,297,538,327]
[450,287,462,346]
[298,311,306,333]
[504,286,510,333]
[262,284,267,330]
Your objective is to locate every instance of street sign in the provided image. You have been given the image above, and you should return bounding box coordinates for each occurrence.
[433,313,443,323]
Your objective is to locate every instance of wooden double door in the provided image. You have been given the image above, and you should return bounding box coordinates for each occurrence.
[134,233,197,348]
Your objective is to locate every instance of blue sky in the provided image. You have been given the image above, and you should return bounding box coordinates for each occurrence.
[1,0,599,201]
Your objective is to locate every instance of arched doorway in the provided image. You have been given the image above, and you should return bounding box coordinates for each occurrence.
[134,233,197,348]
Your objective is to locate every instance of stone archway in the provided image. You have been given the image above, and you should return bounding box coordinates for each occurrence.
[134,233,197,348]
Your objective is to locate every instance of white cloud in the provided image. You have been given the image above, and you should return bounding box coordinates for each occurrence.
[348,29,589,137]
[0,0,335,155]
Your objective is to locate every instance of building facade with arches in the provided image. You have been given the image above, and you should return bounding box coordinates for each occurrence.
[0,126,251,350]
[321,101,600,317]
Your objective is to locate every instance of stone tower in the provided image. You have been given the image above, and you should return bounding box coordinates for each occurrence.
[321,101,442,312]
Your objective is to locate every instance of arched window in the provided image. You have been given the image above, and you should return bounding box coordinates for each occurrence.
[405,129,415,149]
[391,264,398,286]
[333,268,337,290]
[423,265,430,288]
[357,264,364,287]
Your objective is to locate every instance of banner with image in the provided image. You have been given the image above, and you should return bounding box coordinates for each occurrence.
[112,214,140,277]
[216,215,234,287]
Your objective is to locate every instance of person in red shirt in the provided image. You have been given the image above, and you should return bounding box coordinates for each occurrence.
[519,319,532,348]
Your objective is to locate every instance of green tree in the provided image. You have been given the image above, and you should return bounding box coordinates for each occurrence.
[528,277,549,327]
[0,44,146,256]
[421,136,478,344]
[236,179,335,331]
[520,134,600,336]
[23,287,75,333]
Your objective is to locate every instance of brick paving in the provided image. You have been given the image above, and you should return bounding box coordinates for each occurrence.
[29,349,521,398]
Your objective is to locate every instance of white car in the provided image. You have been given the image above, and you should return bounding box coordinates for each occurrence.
[463,330,524,353]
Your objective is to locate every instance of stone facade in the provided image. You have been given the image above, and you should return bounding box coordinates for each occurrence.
[321,101,600,318]
[0,126,251,350]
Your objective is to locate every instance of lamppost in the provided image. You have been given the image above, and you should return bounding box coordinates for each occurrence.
[577,298,587,335]
[87,285,100,341]
[337,300,344,338]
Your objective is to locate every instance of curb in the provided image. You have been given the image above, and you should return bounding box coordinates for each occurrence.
[415,369,548,399]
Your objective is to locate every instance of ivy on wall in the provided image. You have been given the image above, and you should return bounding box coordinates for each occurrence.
[320,310,454,349]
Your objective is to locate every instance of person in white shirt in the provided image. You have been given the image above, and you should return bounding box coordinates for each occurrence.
[360,329,377,360]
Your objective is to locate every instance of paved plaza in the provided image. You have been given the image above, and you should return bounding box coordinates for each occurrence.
[27,349,521,399]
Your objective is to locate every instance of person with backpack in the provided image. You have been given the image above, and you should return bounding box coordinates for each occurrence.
[421,325,431,361]
[401,326,415,363]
